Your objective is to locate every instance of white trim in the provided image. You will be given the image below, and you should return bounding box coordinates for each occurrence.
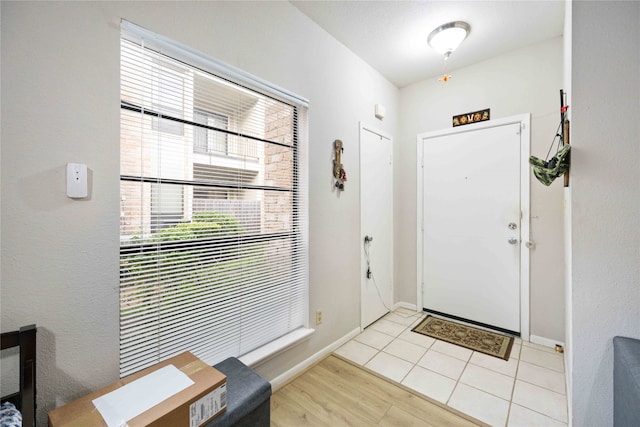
[416,137,424,312]
[239,328,315,368]
[393,301,418,312]
[359,122,394,329]
[565,347,572,427]
[269,327,361,391]
[519,115,531,341]
[529,334,565,350]
[120,20,309,108]
[360,122,393,141]
[416,114,531,340]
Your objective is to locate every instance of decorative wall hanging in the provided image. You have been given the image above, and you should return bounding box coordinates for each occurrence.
[529,90,571,187]
[453,108,490,127]
[529,144,571,186]
[333,139,347,191]
[560,90,571,187]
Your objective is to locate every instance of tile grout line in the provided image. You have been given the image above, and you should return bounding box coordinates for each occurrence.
[504,350,522,426]
[445,348,473,406]
[513,365,568,396]
[396,321,418,384]
[509,402,569,426]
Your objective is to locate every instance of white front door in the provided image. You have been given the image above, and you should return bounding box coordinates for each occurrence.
[360,123,393,328]
[418,116,530,334]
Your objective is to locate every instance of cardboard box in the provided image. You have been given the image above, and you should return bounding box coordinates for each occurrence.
[49,352,226,427]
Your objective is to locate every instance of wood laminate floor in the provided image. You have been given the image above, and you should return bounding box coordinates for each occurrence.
[270,354,487,426]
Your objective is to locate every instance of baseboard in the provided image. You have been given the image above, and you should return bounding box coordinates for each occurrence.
[269,327,361,391]
[393,301,418,312]
[529,334,565,350]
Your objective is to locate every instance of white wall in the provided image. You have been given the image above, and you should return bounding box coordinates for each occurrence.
[397,37,566,342]
[569,2,640,425]
[0,2,398,424]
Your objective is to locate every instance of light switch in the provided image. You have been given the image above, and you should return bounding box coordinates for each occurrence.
[67,163,88,198]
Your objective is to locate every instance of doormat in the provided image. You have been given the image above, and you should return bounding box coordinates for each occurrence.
[412,315,514,360]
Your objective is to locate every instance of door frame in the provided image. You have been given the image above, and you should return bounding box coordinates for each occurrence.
[415,114,531,340]
[360,122,393,329]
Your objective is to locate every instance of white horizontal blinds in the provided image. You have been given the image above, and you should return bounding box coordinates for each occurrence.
[120,29,308,377]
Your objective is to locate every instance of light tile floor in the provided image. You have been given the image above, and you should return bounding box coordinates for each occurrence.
[335,308,568,427]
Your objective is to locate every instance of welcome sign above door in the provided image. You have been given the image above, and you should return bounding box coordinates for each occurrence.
[453,108,490,127]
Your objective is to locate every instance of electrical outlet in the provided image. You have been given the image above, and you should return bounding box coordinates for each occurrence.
[316,310,323,325]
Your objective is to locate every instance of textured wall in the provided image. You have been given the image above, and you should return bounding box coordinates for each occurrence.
[397,37,566,342]
[569,2,640,425]
[0,2,398,424]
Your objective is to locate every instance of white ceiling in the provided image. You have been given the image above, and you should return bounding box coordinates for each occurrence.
[291,1,565,88]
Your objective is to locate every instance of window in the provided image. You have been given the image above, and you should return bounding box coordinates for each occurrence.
[119,22,309,377]
[150,183,183,231]
[194,109,228,155]
[151,67,185,136]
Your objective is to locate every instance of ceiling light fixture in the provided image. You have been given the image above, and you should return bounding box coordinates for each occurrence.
[428,21,470,82]
[428,21,470,58]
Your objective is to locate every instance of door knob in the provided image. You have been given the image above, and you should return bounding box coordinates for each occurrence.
[508,237,518,245]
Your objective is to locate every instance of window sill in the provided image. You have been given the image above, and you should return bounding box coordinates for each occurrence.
[239,327,315,368]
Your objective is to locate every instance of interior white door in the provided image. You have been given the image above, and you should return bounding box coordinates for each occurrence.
[361,124,393,328]
[421,122,522,333]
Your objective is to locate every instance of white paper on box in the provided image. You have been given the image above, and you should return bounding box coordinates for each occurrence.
[92,364,195,427]
[189,383,227,427]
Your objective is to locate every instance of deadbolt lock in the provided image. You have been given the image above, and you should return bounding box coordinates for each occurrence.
[508,222,518,230]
